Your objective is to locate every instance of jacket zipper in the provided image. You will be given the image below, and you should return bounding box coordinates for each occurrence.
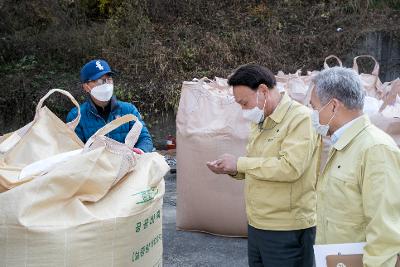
[89,110,109,137]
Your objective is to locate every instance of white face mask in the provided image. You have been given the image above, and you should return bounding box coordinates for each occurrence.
[242,91,267,124]
[90,83,113,102]
[311,101,336,137]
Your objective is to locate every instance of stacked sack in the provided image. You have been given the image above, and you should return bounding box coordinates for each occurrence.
[278,55,400,168]
[0,89,168,267]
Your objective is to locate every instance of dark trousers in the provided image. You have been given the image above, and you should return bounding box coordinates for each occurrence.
[248,225,316,267]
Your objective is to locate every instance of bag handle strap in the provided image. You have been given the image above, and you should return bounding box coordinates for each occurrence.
[35,89,81,130]
[323,55,343,69]
[199,77,231,91]
[124,115,143,148]
[352,55,380,76]
[198,77,213,83]
[198,77,219,91]
[85,114,142,149]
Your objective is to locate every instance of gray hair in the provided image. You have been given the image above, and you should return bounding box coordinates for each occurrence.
[313,66,365,110]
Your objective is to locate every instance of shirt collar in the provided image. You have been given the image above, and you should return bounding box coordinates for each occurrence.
[333,114,371,151]
[331,116,362,144]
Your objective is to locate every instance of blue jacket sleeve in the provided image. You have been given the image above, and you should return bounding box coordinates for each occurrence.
[128,105,154,152]
[66,108,86,143]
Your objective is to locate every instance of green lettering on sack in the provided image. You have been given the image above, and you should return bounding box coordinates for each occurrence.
[131,232,163,262]
[140,247,145,257]
[135,222,141,233]
[134,209,161,233]
[132,187,159,204]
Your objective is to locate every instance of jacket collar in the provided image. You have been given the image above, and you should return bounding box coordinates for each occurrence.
[87,95,119,114]
[260,92,293,129]
[333,114,371,151]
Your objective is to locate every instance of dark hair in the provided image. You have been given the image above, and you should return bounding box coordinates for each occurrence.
[227,63,276,90]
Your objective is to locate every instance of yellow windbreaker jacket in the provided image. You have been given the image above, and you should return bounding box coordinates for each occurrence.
[233,93,321,231]
[316,115,400,267]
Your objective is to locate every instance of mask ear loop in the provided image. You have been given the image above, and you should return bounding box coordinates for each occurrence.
[262,93,267,111]
[255,90,260,107]
[321,100,337,131]
[326,111,336,126]
[257,91,268,128]
[255,89,266,113]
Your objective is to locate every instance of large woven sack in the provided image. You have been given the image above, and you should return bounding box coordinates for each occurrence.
[0,114,169,267]
[176,77,250,237]
[0,89,84,191]
[352,55,384,99]
[275,69,308,103]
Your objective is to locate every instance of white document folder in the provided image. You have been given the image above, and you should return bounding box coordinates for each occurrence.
[314,242,366,267]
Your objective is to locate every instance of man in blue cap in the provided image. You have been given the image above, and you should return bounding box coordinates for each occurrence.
[66,59,153,153]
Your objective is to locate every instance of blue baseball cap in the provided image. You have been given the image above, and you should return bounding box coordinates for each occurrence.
[80,59,114,83]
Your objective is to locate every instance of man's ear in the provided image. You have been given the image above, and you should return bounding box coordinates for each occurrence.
[82,83,91,93]
[258,84,269,95]
[332,98,341,113]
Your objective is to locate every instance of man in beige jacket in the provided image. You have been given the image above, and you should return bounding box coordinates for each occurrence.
[310,66,400,267]
[207,64,321,267]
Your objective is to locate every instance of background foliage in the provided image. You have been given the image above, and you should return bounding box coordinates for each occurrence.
[0,0,399,144]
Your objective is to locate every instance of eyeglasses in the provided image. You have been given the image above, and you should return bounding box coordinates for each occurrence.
[90,77,113,85]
